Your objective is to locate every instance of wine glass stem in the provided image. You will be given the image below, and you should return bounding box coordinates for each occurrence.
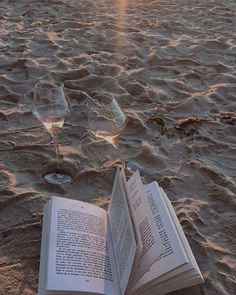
[52,134,60,169]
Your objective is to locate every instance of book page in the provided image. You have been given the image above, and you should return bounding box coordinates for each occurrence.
[107,168,137,295]
[38,202,51,295]
[136,269,203,295]
[131,182,189,292]
[119,169,143,281]
[46,196,121,295]
[161,188,203,282]
[126,171,164,285]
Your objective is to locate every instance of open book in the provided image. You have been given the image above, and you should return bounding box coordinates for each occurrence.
[38,168,204,295]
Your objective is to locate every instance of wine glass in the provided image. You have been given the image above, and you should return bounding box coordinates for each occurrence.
[88,93,140,171]
[32,81,72,184]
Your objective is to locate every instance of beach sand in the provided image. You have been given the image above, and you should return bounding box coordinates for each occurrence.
[0,0,236,294]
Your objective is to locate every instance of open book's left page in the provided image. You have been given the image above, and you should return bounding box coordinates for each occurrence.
[38,202,51,295]
[39,196,121,295]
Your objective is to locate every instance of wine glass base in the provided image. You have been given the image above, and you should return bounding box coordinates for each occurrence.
[125,162,143,174]
[44,172,72,185]
[43,158,78,185]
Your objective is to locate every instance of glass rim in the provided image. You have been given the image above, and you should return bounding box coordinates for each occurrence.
[34,81,64,89]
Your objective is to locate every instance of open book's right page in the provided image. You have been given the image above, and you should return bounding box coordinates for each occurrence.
[131,181,190,292]
[160,188,204,284]
[125,171,164,284]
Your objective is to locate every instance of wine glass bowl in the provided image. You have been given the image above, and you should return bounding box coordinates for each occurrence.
[88,94,126,148]
[32,81,73,184]
[32,81,71,135]
[87,93,142,173]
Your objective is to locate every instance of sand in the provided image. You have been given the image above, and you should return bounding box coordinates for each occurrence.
[0,0,236,294]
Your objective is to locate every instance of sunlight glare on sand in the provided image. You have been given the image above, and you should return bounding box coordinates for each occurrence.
[116,0,128,52]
